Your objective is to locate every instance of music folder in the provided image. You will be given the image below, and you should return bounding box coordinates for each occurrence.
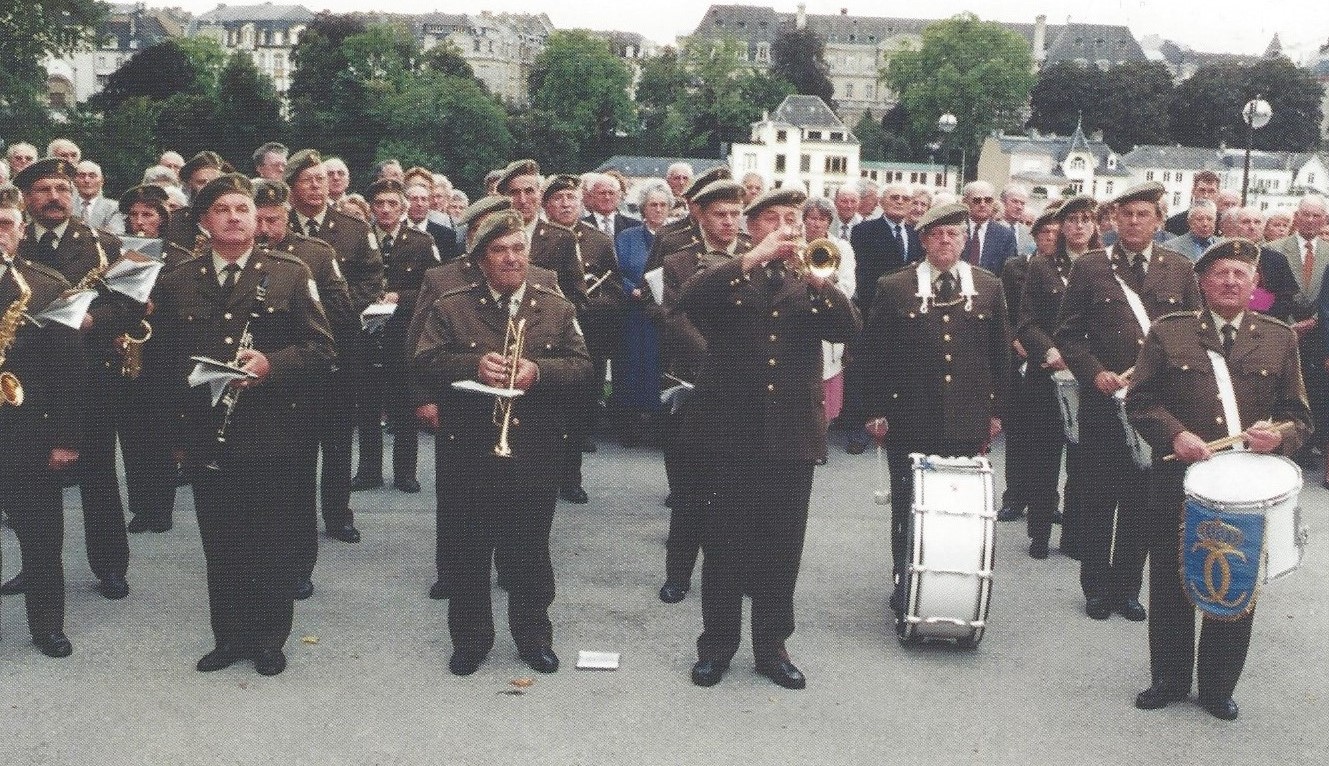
[28,289,97,329]
[188,356,258,407]
[450,379,524,399]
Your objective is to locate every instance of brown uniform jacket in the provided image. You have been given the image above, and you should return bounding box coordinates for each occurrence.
[860,262,1012,447]
[290,207,384,314]
[571,221,625,358]
[410,280,589,484]
[1016,252,1075,375]
[529,220,587,308]
[644,216,701,275]
[1126,310,1310,458]
[379,225,439,333]
[678,257,860,461]
[657,239,751,383]
[269,233,356,346]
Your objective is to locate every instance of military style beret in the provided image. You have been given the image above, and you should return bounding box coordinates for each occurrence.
[1111,181,1165,206]
[284,148,322,184]
[497,159,541,194]
[690,180,744,208]
[366,178,405,199]
[458,195,513,231]
[179,151,228,185]
[743,187,807,218]
[118,183,171,215]
[13,157,75,190]
[470,209,526,257]
[682,165,732,200]
[1030,206,1060,235]
[1195,238,1260,274]
[193,173,253,214]
[541,174,580,203]
[916,201,970,231]
[1056,194,1097,220]
[251,179,291,208]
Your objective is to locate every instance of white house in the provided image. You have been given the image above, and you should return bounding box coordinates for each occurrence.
[729,95,860,198]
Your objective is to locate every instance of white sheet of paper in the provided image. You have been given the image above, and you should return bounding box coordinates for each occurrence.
[575,650,620,670]
[118,236,165,262]
[361,301,397,332]
[450,379,524,399]
[188,356,258,407]
[643,267,664,306]
[29,289,97,328]
[103,257,163,302]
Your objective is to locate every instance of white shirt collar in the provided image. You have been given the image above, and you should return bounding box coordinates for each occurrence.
[33,219,71,242]
[487,281,527,315]
[212,249,252,283]
[1211,310,1244,332]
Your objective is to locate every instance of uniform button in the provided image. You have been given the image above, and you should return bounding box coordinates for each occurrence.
[512,418,520,426]
[945,354,952,362]
[771,310,779,318]
[944,374,952,383]
[768,358,777,366]
[735,299,742,306]
[1181,364,1189,371]
[769,334,777,342]
[943,315,951,323]
[224,312,233,320]
[943,333,951,342]
[225,337,234,345]
[1216,416,1224,424]
[908,312,916,319]
[1261,369,1269,376]
[767,384,775,392]
[469,342,476,348]
[811,307,818,314]
[1137,338,1144,345]
[448,434,455,440]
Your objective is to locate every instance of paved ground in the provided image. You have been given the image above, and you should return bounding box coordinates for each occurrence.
[1,429,1325,765]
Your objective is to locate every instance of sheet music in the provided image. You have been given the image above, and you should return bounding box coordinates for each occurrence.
[188,356,258,407]
[29,289,97,328]
[450,379,524,399]
[643,267,664,305]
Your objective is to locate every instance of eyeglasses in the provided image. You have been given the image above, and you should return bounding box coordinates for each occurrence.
[968,197,994,204]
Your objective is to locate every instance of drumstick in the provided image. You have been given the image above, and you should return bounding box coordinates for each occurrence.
[1160,420,1296,462]
[1120,366,1134,381]
[585,269,614,296]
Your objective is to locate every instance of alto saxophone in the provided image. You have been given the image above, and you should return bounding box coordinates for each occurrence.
[0,253,32,407]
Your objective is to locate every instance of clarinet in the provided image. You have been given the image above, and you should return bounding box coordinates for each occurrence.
[206,275,268,471]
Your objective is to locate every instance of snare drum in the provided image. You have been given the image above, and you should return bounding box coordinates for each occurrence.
[1184,451,1306,585]
[897,454,995,648]
[1114,388,1152,469]
[1052,370,1079,443]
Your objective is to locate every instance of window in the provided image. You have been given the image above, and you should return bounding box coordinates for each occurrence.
[825,156,847,174]
[776,130,787,143]
[1309,172,1317,185]
[1145,170,1155,181]
[1070,157,1085,171]
[1163,171,1171,183]
[775,154,786,172]
[845,83,854,98]
[830,132,843,141]
[1070,181,1083,193]
[807,130,822,140]
[756,42,770,62]
[865,83,874,99]
[1174,192,1182,206]
[1105,181,1114,195]
[800,154,810,172]
[743,153,756,170]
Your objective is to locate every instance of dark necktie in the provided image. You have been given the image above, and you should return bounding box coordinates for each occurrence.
[936,271,958,302]
[1131,252,1147,289]
[497,292,513,318]
[965,225,980,265]
[892,223,905,258]
[40,231,57,253]
[220,263,240,294]
[306,219,320,238]
[1222,324,1236,358]
[381,234,394,256]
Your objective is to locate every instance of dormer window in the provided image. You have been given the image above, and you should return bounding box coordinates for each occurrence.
[1070,157,1086,171]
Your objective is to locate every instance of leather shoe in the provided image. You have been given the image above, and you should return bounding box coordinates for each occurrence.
[519,647,559,673]
[327,524,361,544]
[33,632,73,658]
[253,648,287,676]
[1,571,28,595]
[1200,697,1239,720]
[393,478,421,493]
[996,505,1023,521]
[196,644,246,672]
[690,659,727,687]
[1029,539,1049,559]
[98,575,129,600]
[1117,598,1147,621]
[1135,684,1189,710]
[658,582,689,603]
[664,493,675,509]
[1086,596,1112,620]
[560,486,589,504]
[349,474,384,491]
[127,515,152,533]
[429,580,452,600]
[449,650,486,676]
[293,579,314,600]
[756,657,807,690]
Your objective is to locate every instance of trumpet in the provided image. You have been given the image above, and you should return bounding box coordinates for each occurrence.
[795,237,841,280]
[491,315,527,458]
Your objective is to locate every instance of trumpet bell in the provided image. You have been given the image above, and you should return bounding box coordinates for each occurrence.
[800,238,841,280]
[0,370,22,406]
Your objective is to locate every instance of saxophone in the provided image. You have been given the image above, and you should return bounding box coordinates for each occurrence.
[0,254,32,407]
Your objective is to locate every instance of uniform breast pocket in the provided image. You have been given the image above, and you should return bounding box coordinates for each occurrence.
[1232,360,1277,400]
[1168,353,1211,381]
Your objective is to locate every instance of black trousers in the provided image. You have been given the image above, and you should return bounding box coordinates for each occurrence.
[561,354,608,489]
[317,369,356,530]
[192,464,298,652]
[122,376,176,522]
[444,459,557,658]
[696,458,813,664]
[1078,399,1148,602]
[886,440,985,577]
[77,374,130,581]
[1145,464,1254,701]
[1,467,66,637]
[356,349,418,483]
[1022,373,1068,544]
[664,445,713,589]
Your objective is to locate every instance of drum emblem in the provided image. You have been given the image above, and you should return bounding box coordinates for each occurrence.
[1182,500,1264,620]
[1189,519,1249,610]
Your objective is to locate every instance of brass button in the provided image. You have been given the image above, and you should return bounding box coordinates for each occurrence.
[769,334,777,342]
[767,384,775,392]
[224,337,234,345]
[945,354,952,362]
[944,374,952,383]
[735,299,742,306]
[943,315,951,323]
[943,333,951,342]
[772,310,779,318]
[1181,364,1189,371]
[768,358,777,366]
[224,312,233,320]
[1216,416,1224,424]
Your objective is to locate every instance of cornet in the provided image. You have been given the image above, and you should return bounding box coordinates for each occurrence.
[795,238,841,280]
[491,315,527,458]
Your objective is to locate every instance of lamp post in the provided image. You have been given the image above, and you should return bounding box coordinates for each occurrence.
[1240,95,1272,206]
[938,113,957,193]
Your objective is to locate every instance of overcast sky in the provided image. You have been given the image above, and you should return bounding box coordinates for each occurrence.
[166,1,1326,61]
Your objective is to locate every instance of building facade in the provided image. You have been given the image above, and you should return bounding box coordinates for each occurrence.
[188,3,314,98]
[728,95,860,198]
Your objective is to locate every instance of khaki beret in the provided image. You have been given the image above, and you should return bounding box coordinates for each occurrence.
[13,157,75,190]
[497,159,541,194]
[470,209,526,258]
[916,202,969,231]
[1195,238,1260,274]
[193,173,253,214]
[682,165,731,200]
[251,179,290,208]
[541,174,580,203]
[744,187,807,218]
[179,151,228,185]
[458,195,513,230]
[366,178,404,199]
[690,180,744,209]
[284,148,322,185]
[1030,207,1060,235]
[1056,194,1097,220]
[118,184,170,216]
[1111,181,1165,206]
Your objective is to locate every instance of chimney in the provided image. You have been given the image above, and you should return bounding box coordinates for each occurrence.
[841,8,848,15]
[796,3,806,30]
[1033,15,1047,63]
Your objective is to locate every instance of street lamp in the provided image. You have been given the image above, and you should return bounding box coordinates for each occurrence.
[938,112,966,193]
[1241,95,1272,206]
[938,113,956,192]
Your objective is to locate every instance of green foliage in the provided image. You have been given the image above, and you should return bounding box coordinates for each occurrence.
[0,0,106,82]
[88,41,202,113]
[1169,57,1322,152]
[854,112,888,162]
[80,97,163,195]
[771,28,834,105]
[526,31,636,170]
[175,36,226,95]
[210,52,285,171]
[633,48,689,152]
[883,13,1034,178]
[421,42,475,82]
[1030,61,1173,152]
[662,37,794,157]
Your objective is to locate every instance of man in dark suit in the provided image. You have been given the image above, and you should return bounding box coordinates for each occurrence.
[1126,239,1310,721]
[858,202,1011,606]
[958,181,1018,276]
[1163,170,1221,237]
[580,172,640,240]
[680,187,860,690]
[1055,181,1202,622]
[411,210,590,677]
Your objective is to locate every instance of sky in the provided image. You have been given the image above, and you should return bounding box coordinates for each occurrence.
[164,0,1326,61]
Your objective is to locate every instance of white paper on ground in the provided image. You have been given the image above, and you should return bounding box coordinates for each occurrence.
[576,650,620,670]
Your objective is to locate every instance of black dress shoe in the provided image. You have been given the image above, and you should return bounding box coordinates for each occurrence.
[98,575,129,600]
[996,505,1024,521]
[1086,597,1112,620]
[756,657,807,690]
[448,650,486,676]
[1135,684,1189,710]
[1199,697,1239,720]
[293,579,314,600]
[127,515,152,533]
[1,571,28,595]
[327,524,361,543]
[658,582,689,603]
[1029,539,1049,559]
[349,474,384,491]
[196,644,246,672]
[664,493,675,509]
[393,478,421,493]
[1117,599,1147,622]
[175,465,190,487]
[690,659,727,687]
[33,632,73,658]
[519,647,559,673]
[429,580,452,600]
[253,648,287,676]
[559,486,589,504]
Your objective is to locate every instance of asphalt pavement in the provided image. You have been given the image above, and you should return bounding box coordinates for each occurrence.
[1,429,1325,765]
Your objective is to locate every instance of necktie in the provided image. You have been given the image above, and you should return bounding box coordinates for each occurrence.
[40,231,57,252]
[1132,252,1147,288]
[840,223,850,240]
[1303,240,1315,288]
[306,219,320,238]
[936,271,958,302]
[965,225,980,265]
[381,234,393,255]
[892,223,905,258]
[220,264,240,298]
[1221,324,1235,358]
[497,292,514,318]
[600,215,612,236]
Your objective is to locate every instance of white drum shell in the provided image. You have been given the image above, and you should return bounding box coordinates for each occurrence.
[1183,451,1306,583]
[901,454,995,645]
[1114,388,1152,469]
[1053,370,1080,444]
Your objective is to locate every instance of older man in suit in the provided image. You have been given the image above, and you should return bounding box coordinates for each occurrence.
[72,161,118,231]
[1161,200,1218,262]
[960,181,1017,275]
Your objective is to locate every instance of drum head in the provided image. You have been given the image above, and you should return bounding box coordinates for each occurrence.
[1183,451,1301,506]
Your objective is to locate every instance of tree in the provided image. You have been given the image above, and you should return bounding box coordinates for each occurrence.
[0,0,105,136]
[1096,61,1173,151]
[1169,57,1320,151]
[633,48,689,152]
[288,13,378,178]
[854,113,888,162]
[208,52,285,170]
[526,31,636,170]
[377,72,511,192]
[83,97,163,195]
[662,37,794,157]
[883,14,1035,179]
[1028,62,1107,137]
[176,36,227,95]
[88,41,203,113]
[422,42,476,82]
[771,27,834,105]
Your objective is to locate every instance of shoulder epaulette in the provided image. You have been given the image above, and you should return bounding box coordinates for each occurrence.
[438,283,475,301]
[17,257,70,287]
[530,281,573,304]
[1249,311,1294,331]
[1155,310,1202,323]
